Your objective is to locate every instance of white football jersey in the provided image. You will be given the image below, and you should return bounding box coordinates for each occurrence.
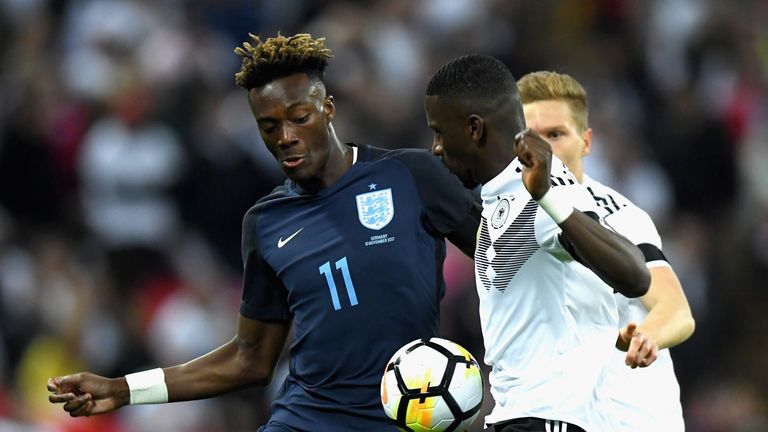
[476,157,618,431]
[584,175,684,432]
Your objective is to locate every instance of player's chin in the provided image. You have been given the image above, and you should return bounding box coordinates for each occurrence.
[457,171,479,189]
[283,163,315,183]
[443,162,476,189]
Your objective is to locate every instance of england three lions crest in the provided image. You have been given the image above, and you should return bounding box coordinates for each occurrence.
[356,188,394,230]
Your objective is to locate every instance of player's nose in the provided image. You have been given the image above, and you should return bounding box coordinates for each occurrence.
[277,125,299,148]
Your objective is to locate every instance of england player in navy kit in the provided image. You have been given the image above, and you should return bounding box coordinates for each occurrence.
[242,142,478,430]
[47,34,479,431]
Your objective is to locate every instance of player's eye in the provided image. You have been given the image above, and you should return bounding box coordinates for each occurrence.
[548,131,563,139]
[259,120,277,134]
[294,114,310,124]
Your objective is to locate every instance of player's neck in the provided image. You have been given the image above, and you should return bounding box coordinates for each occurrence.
[570,161,585,183]
[477,141,517,184]
[299,131,351,194]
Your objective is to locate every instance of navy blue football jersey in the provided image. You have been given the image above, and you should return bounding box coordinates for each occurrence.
[241,144,479,431]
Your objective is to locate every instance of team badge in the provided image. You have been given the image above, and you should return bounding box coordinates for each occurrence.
[356,188,394,230]
[491,198,510,229]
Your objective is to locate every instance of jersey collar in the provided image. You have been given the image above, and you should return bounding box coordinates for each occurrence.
[480,159,522,200]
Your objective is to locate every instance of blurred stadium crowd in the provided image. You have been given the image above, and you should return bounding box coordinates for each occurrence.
[0,0,767,431]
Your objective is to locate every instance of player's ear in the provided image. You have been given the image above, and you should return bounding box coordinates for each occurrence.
[581,127,593,157]
[324,95,335,122]
[468,114,485,146]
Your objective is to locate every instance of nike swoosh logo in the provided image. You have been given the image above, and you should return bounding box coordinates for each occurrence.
[278,228,303,248]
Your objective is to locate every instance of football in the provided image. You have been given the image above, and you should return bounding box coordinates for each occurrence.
[381,337,484,432]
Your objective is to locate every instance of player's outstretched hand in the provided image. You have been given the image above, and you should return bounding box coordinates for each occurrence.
[616,322,659,369]
[48,373,129,417]
[514,128,552,200]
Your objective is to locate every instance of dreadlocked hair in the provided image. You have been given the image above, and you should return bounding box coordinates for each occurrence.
[234,33,333,90]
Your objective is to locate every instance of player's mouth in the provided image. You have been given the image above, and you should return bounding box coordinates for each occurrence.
[282,155,305,169]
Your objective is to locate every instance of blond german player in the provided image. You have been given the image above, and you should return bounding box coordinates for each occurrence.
[519,71,695,431]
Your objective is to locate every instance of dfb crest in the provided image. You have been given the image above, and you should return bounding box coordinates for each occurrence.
[356,188,394,230]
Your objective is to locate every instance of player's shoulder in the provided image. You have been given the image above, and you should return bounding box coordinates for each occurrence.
[583,175,662,242]
[243,181,293,223]
[240,182,296,251]
[548,156,580,189]
[360,144,448,181]
[583,175,644,215]
[583,175,629,203]
[363,144,436,166]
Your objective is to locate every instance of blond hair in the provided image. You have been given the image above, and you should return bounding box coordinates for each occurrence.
[517,71,589,132]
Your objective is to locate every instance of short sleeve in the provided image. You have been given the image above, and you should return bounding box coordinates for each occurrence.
[603,205,661,248]
[391,150,477,236]
[603,204,669,267]
[239,209,291,322]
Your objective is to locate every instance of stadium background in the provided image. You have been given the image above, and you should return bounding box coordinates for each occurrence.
[0,0,766,430]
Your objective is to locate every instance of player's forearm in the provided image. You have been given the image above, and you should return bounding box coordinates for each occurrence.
[637,304,695,350]
[560,211,650,297]
[163,337,272,402]
[638,269,695,349]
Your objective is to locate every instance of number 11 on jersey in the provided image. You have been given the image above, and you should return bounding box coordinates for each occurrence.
[319,256,359,310]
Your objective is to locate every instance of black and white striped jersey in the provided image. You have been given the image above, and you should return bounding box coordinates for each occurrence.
[475,156,618,431]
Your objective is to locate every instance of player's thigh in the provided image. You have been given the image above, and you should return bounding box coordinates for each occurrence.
[492,417,586,432]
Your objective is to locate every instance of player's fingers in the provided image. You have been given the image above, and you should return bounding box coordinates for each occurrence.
[625,347,636,367]
[63,399,82,413]
[636,342,651,368]
[55,373,85,392]
[631,334,657,368]
[63,394,91,413]
[639,344,659,368]
[49,392,77,404]
[514,129,532,165]
[69,398,94,417]
[625,332,645,367]
[47,377,59,392]
[625,322,637,335]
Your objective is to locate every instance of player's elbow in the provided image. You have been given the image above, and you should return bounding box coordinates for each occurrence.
[248,365,276,386]
[680,313,696,342]
[235,358,276,387]
[234,349,277,387]
[617,266,651,298]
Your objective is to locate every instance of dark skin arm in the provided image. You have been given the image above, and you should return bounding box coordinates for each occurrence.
[47,315,290,417]
[515,128,650,298]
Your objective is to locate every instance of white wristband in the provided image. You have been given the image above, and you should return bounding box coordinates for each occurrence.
[125,368,168,405]
[536,189,574,224]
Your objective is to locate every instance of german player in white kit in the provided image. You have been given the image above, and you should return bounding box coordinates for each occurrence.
[424,55,651,432]
[518,71,695,431]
